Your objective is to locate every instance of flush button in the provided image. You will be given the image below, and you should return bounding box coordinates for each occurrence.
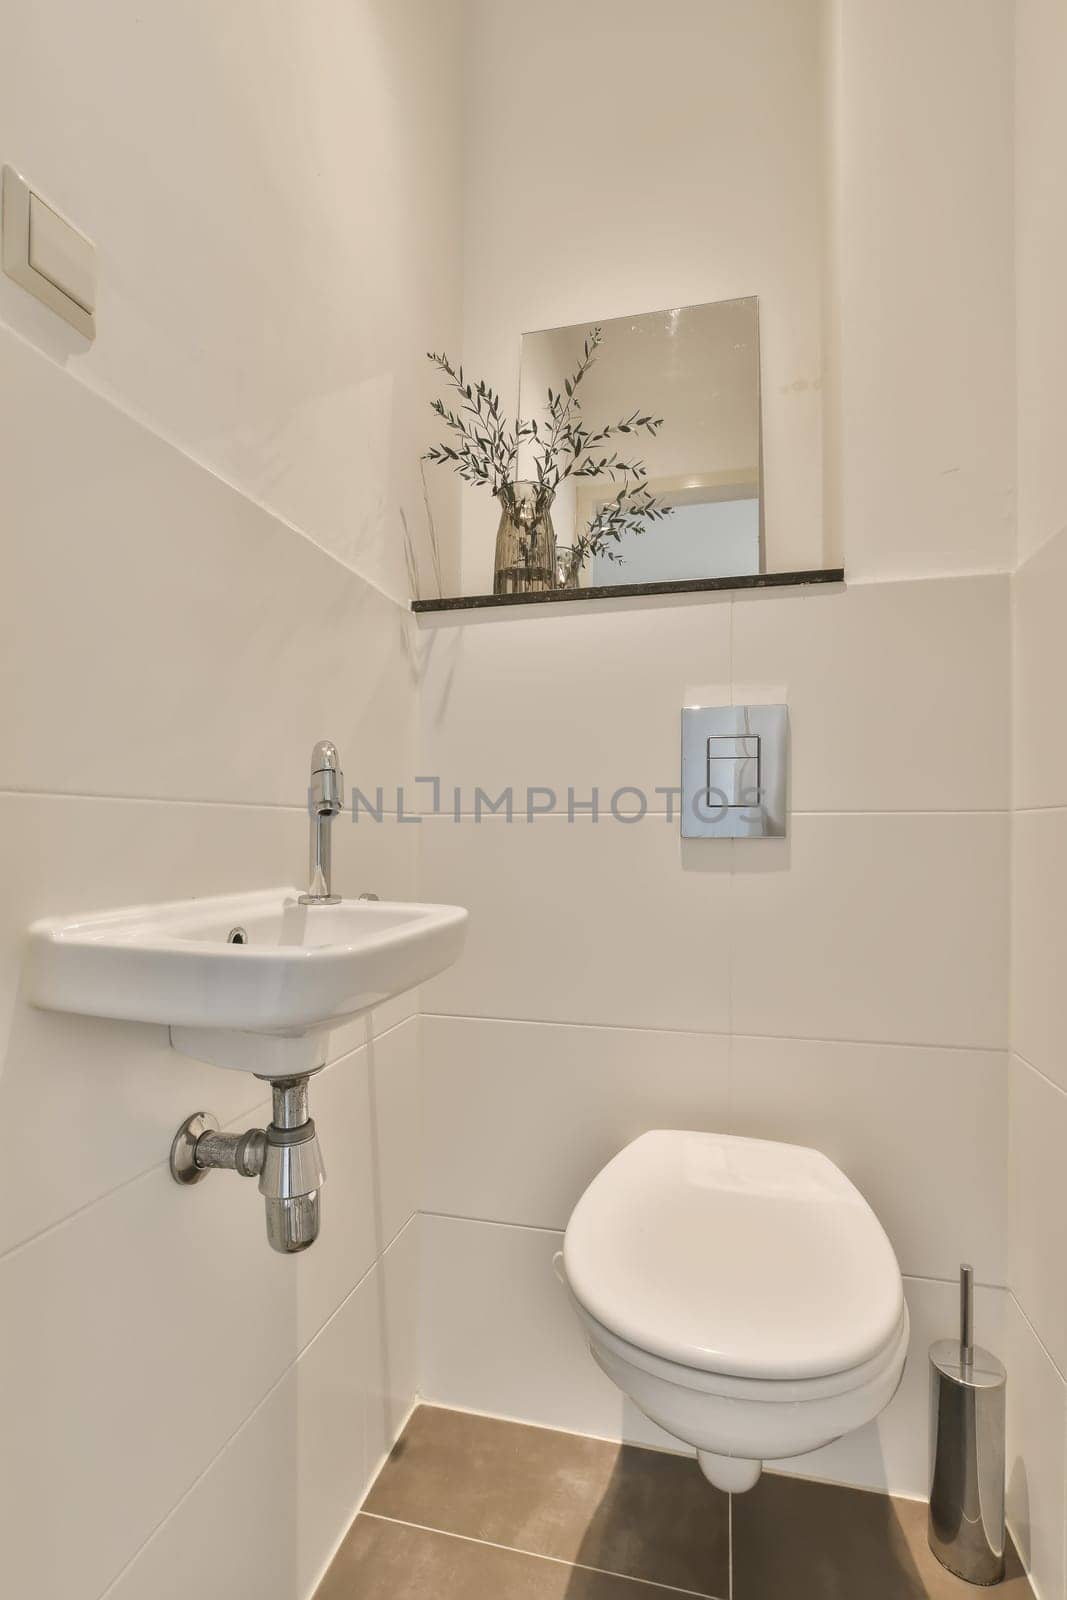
[682,705,788,838]
[707,733,761,808]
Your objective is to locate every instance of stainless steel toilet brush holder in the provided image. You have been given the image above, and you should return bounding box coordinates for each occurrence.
[928,1264,1006,1585]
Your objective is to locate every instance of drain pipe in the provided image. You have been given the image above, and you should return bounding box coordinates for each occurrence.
[169,1073,326,1254]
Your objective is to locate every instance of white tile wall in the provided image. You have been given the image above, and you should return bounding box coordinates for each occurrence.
[102,1219,419,1600]
[369,1215,421,1471]
[1006,1298,1067,1600]
[830,0,1015,582]
[1010,17,1067,1572]
[1015,0,1067,568]
[417,591,730,805]
[366,1018,422,1250]
[1014,531,1067,808]
[1010,1057,1067,1376]
[419,814,734,1034]
[0,1016,418,1600]
[1012,37,1067,1583]
[0,83,442,1589]
[420,1018,1005,1286]
[419,1212,678,1451]
[0,0,464,605]
[1013,811,1067,1093]
[419,781,1009,1061]
[417,572,1012,1504]
[297,1019,420,1348]
[420,1016,730,1228]
[0,327,418,808]
[730,1035,1007,1284]
[2,1153,296,1600]
[732,576,1010,812]
[418,574,1010,818]
[460,0,826,583]
[731,813,1008,1049]
[1010,522,1067,1598]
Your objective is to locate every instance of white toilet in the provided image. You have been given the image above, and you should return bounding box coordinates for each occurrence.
[563,1130,909,1493]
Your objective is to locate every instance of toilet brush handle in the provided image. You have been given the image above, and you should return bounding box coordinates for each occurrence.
[960,1264,974,1367]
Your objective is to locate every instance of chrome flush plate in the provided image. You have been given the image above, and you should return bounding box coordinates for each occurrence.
[681,704,788,838]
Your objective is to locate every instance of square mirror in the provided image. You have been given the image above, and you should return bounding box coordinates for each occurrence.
[519,296,762,591]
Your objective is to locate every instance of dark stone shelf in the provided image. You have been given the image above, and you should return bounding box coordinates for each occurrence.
[411,567,845,614]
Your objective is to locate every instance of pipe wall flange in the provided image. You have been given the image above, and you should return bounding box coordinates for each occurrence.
[170,1112,219,1185]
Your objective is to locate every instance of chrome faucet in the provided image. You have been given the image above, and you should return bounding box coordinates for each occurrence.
[299,740,344,905]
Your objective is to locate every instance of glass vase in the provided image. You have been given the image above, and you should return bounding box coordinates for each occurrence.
[555,546,582,590]
[493,481,557,595]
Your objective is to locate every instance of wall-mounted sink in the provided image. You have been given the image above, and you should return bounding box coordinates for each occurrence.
[28,887,468,1075]
[25,743,467,1254]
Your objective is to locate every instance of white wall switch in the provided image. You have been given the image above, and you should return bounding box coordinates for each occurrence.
[2,166,95,338]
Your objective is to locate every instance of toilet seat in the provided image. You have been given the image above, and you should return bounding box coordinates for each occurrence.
[570,1288,910,1492]
[563,1129,904,1382]
[571,1295,910,1406]
[562,1131,910,1492]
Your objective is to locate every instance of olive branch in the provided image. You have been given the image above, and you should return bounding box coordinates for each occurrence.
[425,327,671,570]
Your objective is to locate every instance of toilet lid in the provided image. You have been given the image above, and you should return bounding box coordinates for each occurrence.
[563,1131,904,1382]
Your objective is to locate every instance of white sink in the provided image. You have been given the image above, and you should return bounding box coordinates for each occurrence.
[28,888,467,1075]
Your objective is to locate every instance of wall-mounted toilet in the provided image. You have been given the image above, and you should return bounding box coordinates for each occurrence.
[563,1130,909,1493]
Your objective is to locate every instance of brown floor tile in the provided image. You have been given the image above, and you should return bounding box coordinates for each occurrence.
[363,1405,728,1597]
[316,1515,706,1600]
[732,1471,1033,1600]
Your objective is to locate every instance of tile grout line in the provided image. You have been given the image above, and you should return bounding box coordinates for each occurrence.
[94,1219,418,1600]
[422,1012,735,1039]
[421,1012,1008,1055]
[305,1398,422,1600]
[1011,1289,1067,1388]
[415,807,1009,819]
[1012,1048,1067,1105]
[0,1152,174,1269]
[905,1269,1007,1290]
[0,314,412,622]
[358,1512,723,1599]
[420,1209,564,1237]
[416,1217,1008,1290]
[1005,1287,1065,1600]
[0,791,1016,817]
[0,1012,417,1268]
[0,785,310,812]
[408,1400,699,1462]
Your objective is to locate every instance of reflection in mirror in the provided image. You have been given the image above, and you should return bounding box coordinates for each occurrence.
[520,297,762,590]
